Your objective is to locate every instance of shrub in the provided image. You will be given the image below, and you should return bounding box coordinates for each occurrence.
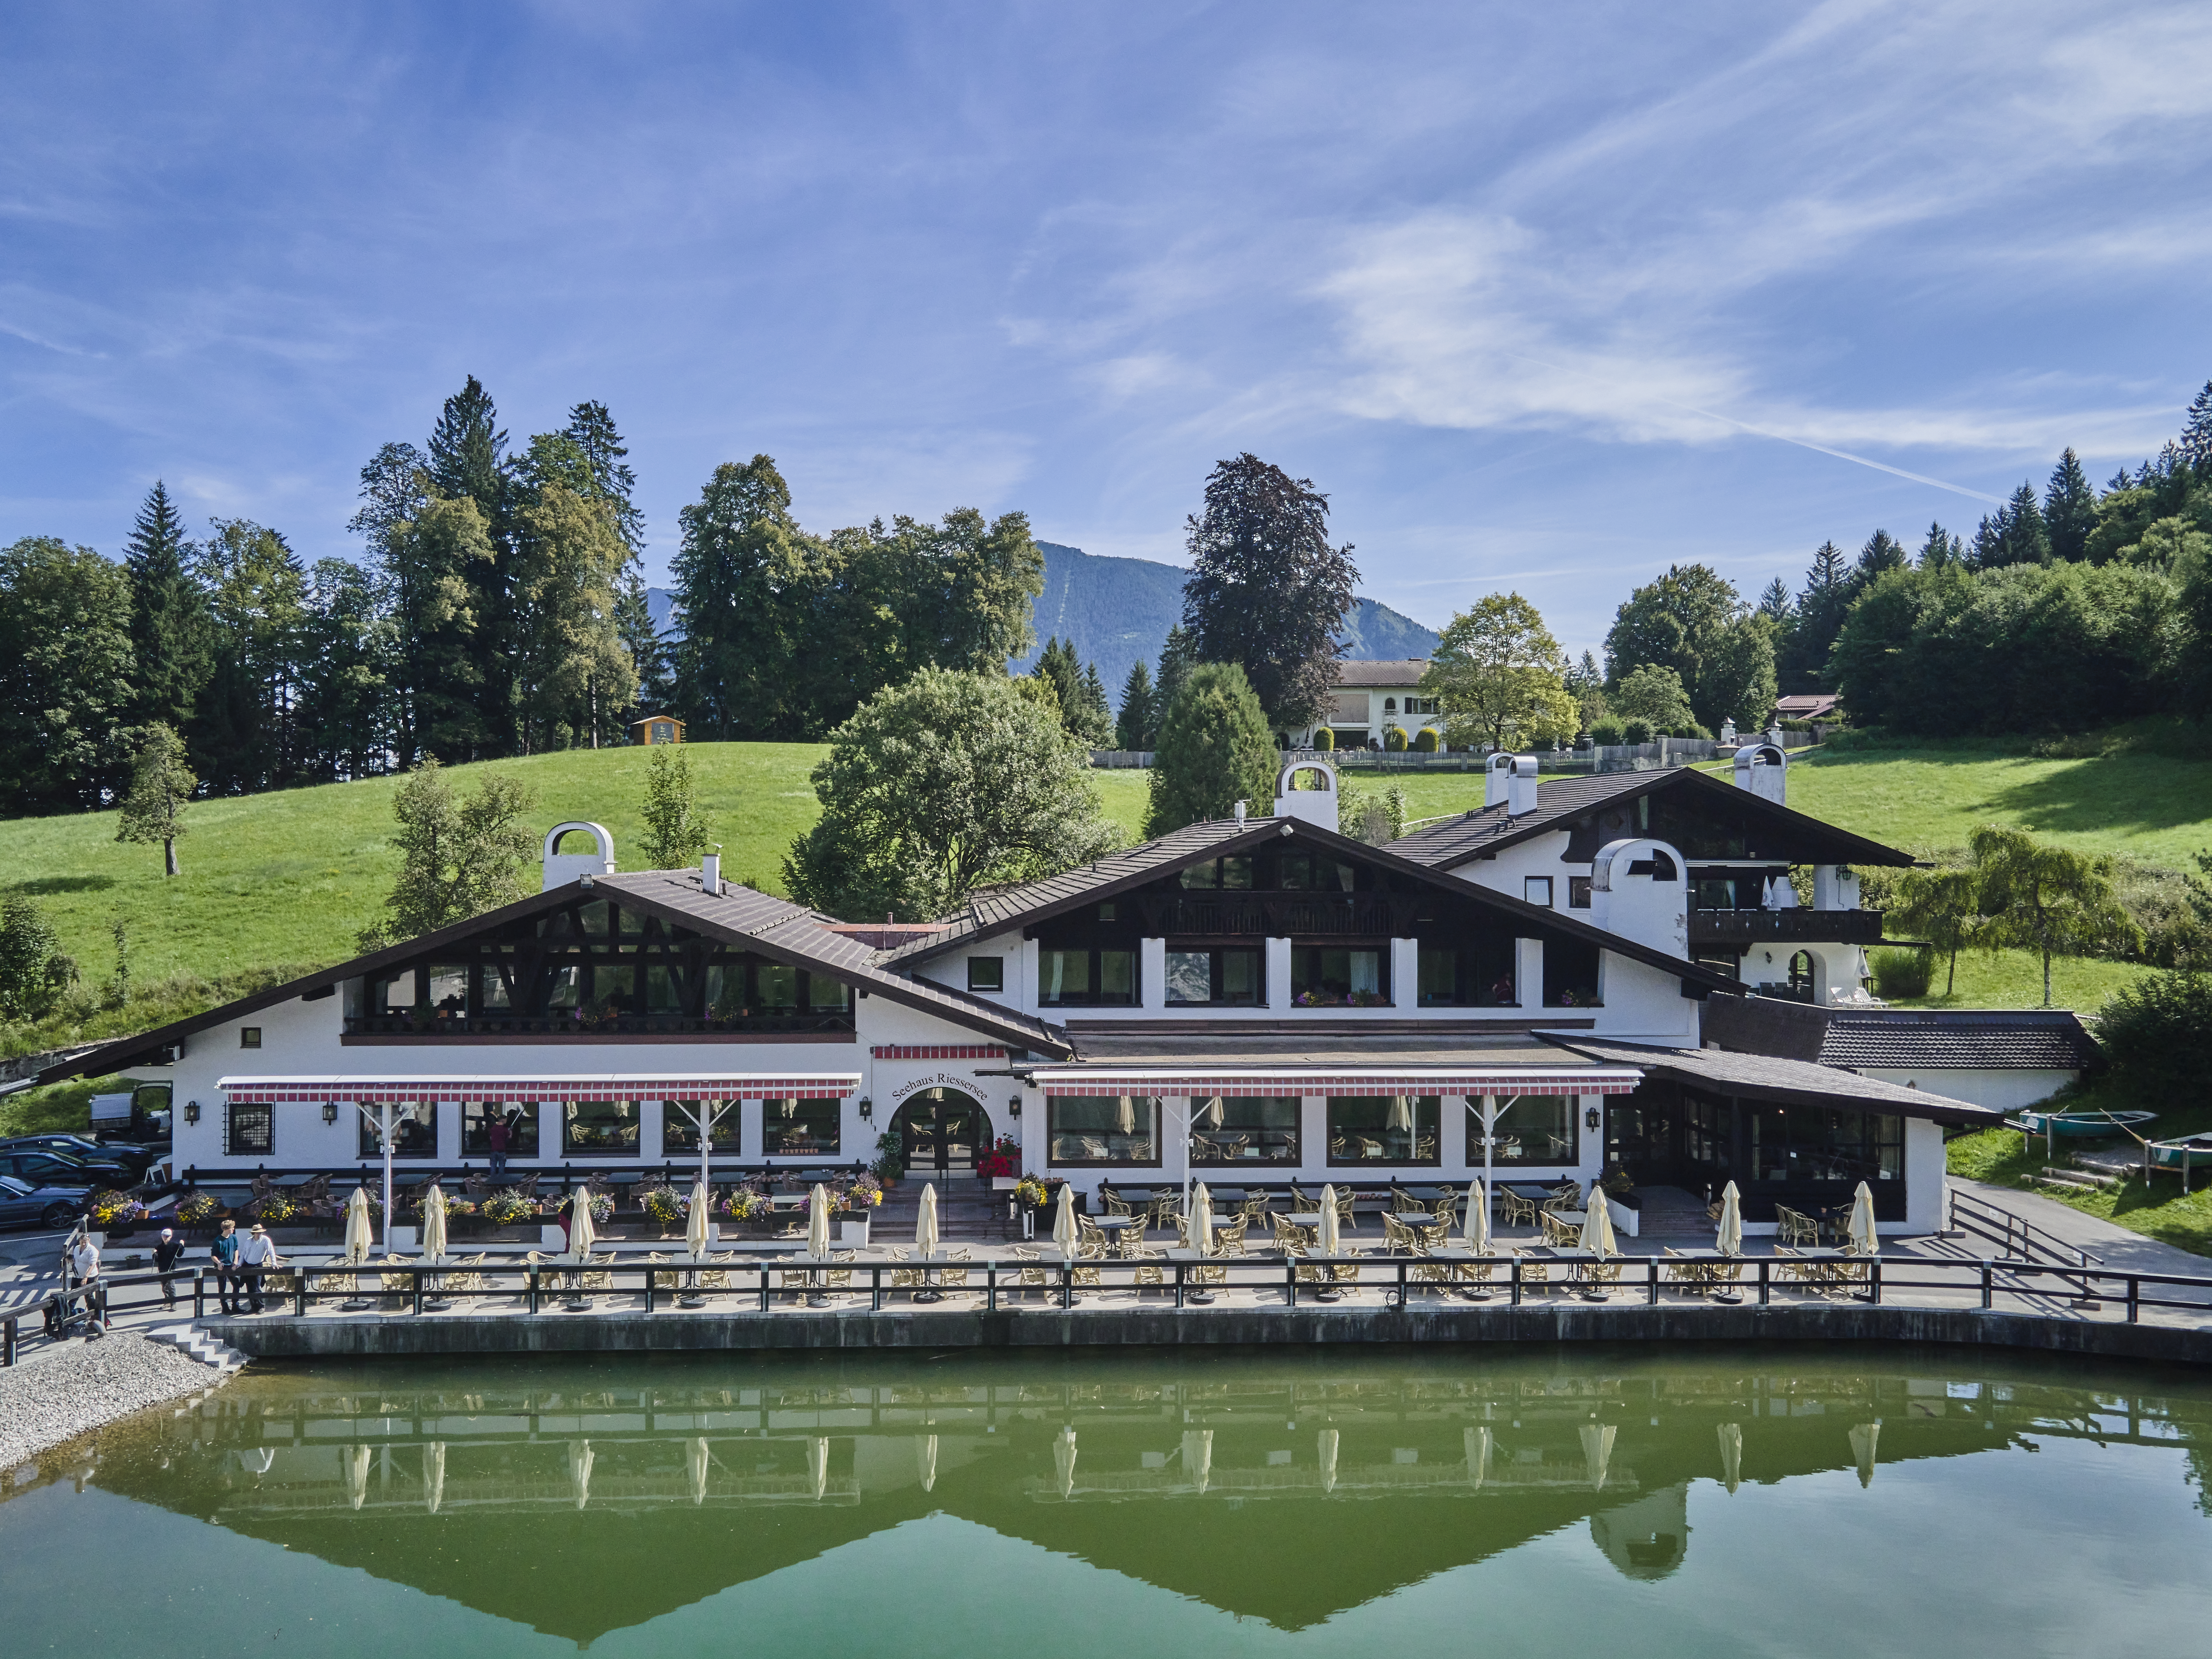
[1867,946,1932,999]
[1621,718,1653,745]
[1383,725,1408,751]
[641,1185,686,1228]
[2095,971,2212,1104]
[1674,721,1714,741]
[1312,725,1334,751]
[1412,726,1440,752]
[1589,719,1625,747]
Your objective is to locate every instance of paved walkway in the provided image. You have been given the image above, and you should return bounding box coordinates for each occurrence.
[1948,1177,2212,1276]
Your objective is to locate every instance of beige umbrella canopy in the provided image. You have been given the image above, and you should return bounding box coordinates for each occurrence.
[917,1182,941,1258]
[1116,1095,1136,1135]
[1193,1183,1215,1259]
[1716,1181,1744,1257]
[917,1433,939,1494]
[568,1439,594,1510]
[1386,1095,1413,1133]
[422,1440,446,1515]
[1053,1184,1079,1263]
[1465,1425,1492,1490]
[1054,1426,1078,1499]
[1717,1422,1743,1494]
[1579,1192,1619,1258]
[567,1187,597,1260]
[687,1180,711,1259]
[1318,1184,1340,1257]
[344,1443,370,1511]
[1182,1428,1214,1495]
[1849,1422,1880,1488]
[687,1436,711,1506]
[342,1187,375,1264]
[419,1183,449,1263]
[808,1183,832,1261]
[1317,1427,1339,1495]
[1847,1181,1879,1256]
[1465,1180,1491,1254]
[1580,1422,1617,1492]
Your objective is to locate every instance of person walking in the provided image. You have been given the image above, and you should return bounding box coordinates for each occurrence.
[68,1230,104,1337]
[152,1226,186,1309]
[210,1217,243,1314]
[237,1223,281,1314]
[487,1111,511,1183]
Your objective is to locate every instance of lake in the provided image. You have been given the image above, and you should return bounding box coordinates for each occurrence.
[4,1345,2210,1655]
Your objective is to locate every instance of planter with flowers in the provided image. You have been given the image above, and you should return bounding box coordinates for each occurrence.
[977,1137,1020,1185]
[641,1185,688,1235]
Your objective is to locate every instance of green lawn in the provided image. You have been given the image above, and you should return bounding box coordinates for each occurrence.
[1880,948,2156,1011]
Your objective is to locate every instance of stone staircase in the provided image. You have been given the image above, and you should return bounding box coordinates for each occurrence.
[874,1176,1015,1244]
[144,1323,250,1375]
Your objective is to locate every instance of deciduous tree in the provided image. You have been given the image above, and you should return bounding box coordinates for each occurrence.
[672,455,815,739]
[0,537,136,812]
[1888,865,1980,997]
[1969,824,2140,1007]
[640,744,714,869]
[362,757,538,948]
[117,722,195,876]
[1421,593,1579,751]
[0,895,76,1024]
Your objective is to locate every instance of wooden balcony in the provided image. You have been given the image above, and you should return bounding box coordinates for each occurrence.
[1689,908,1885,948]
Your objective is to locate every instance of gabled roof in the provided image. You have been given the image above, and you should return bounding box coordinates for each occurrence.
[1819,1009,2100,1072]
[1331,659,1429,689]
[1544,1035,2005,1126]
[883,813,1744,997]
[41,870,1069,1085]
[1391,762,1913,870]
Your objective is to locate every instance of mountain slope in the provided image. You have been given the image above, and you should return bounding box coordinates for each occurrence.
[646,541,1439,705]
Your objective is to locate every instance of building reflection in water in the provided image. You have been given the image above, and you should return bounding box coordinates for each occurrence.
[25,1354,2212,1644]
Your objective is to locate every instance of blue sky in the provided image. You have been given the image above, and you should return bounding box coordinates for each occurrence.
[3,1,2209,656]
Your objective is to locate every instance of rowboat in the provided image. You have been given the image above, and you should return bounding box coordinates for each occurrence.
[2147,1133,2212,1170]
[2008,1109,2156,1140]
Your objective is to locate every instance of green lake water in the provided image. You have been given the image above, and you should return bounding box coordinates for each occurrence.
[5,1345,2211,1656]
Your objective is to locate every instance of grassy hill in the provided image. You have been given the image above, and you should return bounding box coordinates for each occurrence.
[0,734,2202,1061]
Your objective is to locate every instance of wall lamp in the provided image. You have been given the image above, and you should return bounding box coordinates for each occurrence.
[323,1101,338,1125]
[1585,1106,1602,1132]
[184,1100,200,1125]
[1009,1094,1023,1120]
[858,1096,873,1122]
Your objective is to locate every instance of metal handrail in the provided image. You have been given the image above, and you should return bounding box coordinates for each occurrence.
[1947,1186,2099,1269]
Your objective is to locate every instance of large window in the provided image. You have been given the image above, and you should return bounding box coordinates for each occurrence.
[1542,937,1602,1008]
[762,1098,841,1158]
[1327,1096,1440,1165]
[1417,937,1517,1006]
[225,1102,273,1157]
[663,1100,741,1155]
[1292,946,1389,1007]
[562,1099,640,1156]
[1179,856,1255,889]
[1747,1106,1902,1184]
[358,1101,439,1158]
[1190,1096,1299,1165]
[1166,946,1263,1006]
[462,1103,539,1158]
[1048,1096,1161,1166]
[1039,948,1138,1006]
[1466,1095,1578,1166]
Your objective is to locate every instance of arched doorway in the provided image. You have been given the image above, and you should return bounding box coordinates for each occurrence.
[1788,951,1818,1004]
[891,1089,992,1181]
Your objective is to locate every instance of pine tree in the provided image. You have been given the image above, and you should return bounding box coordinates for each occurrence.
[427,377,516,752]
[1974,483,2051,569]
[1777,541,1850,694]
[1755,577,1793,624]
[1032,636,1082,717]
[615,571,671,716]
[1854,529,1908,586]
[1155,623,1197,713]
[670,455,811,739]
[2044,448,2097,561]
[116,721,195,876]
[427,376,510,515]
[2181,380,2212,473]
[123,480,211,732]
[1074,661,1116,747]
[1115,659,1156,750]
[1916,521,1964,569]
[561,401,645,556]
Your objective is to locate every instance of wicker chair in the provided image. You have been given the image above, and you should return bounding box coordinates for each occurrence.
[1499,1190,1539,1228]
[1775,1205,1821,1247]
[1100,1191,1133,1218]
[1124,1240,1167,1289]
[1213,1217,1250,1257]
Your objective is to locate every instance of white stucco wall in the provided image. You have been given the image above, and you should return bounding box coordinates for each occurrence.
[1856,1067,2077,1114]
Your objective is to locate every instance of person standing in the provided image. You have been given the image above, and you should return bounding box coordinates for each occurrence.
[210,1217,243,1314]
[152,1226,186,1309]
[68,1231,103,1336]
[487,1111,511,1182]
[237,1223,280,1314]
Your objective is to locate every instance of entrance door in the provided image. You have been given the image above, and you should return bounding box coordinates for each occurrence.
[893,1089,991,1180]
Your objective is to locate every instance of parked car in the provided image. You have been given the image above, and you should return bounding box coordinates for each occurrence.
[0,1134,160,1177]
[0,1173,91,1231]
[0,1148,142,1191]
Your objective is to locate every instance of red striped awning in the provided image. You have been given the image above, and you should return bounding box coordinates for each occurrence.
[216,1074,861,1104]
[870,1045,1007,1061]
[1029,1068,1643,1098]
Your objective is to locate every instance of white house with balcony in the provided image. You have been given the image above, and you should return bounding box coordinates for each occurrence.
[1291,660,1441,748]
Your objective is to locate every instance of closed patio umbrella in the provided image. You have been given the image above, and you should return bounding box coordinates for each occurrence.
[917,1434,938,1494]
[1317,1427,1339,1495]
[342,1187,374,1263]
[808,1183,832,1260]
[344,1443,370,1511]
[1849,1422,1880,1488]
[1052,1184,1078,1264]
[1847,1181,1879,1256]
[1465,1180,1491,1254]
[687,1436,710,1505]
[917,1182,941,1258]
[419,1182,449,1262]
[1182,1428,1213,1495]
[423,1441,445,1514]
[1193,1183,1215,1257]
[567,1187,597,1260]
[568,1439,594,1510]
[1386,1095,1412,1132]
[1318,1184,1340,1257]
[1054,1426,1078,1499]
[1718,1422,1743,1493]
[1716,1181,1743,1257]
[807,1436,830,1501]
[1580,1422,1616,1492]
[1465,1425,1492,1489]
[1579,1191,1618,1258]
[687,1180,711,1258]
[1116,1095,1136,1135]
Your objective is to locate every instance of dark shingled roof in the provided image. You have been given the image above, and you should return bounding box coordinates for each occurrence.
[1332,660,1430,688]
[1545,1035,2004,1125]
[1391,762,1912,871]
[1816,1010,2101,1072]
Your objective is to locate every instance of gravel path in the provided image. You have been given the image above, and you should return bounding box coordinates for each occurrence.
[0,1335,227,1469]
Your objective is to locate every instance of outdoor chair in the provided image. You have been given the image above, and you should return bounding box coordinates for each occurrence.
[1214,1217,1250,1257]
[1010,1246,1051,1295]
[1333,1189,1357,1226]
[1543,1182,1583,1213]
[1268,1212,1314,1253]
[1499,1190,1539,1228]
[1124,1240,1167,1289]
[1432,1193,1458,1230]
[1539,1210,1581,1247]
[1775,1206,1821,1248]
[1512,1245,1552,1295]
[1100,1191,1133,1217]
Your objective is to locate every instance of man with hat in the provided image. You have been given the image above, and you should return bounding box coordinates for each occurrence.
[152,1225,186,1309]
[236,1222,282,1314]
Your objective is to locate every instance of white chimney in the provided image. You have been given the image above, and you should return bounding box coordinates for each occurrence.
[701,850,721,895]
[1233,799,1247,824]
[542,822,616,890]
[1732,742,1787,806]
[1484,750,1515,807]
[1506,755,1539,816]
